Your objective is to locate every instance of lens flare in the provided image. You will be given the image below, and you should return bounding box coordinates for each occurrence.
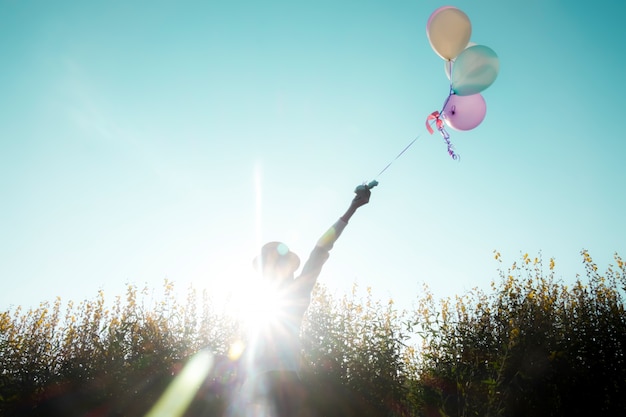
[144,350,214,417]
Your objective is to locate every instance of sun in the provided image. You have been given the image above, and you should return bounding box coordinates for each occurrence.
[231,275,284,332]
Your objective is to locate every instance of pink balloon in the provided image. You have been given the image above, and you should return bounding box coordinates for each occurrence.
[426,6,456,32]
[442,93,486,131]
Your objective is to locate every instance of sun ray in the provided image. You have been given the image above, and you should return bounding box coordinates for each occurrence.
[144,350,214,417]
[254,164,263,256]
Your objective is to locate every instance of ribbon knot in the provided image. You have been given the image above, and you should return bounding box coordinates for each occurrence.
[425,110,459,160]
[426,111,444,134]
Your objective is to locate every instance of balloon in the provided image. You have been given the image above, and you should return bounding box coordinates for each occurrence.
[444,42,477,80]
[451,45,499,96]
[442,93,486,131]
[427,7,471,60]
[426,6,456,32]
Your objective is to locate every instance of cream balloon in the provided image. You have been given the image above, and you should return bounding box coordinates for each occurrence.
[426,6,455,32]
[427,7,472,60]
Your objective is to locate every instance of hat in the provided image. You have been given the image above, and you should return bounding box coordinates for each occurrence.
[253,241,301,275]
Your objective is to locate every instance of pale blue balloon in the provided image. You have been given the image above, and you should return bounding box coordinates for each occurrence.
[451,45,499,96]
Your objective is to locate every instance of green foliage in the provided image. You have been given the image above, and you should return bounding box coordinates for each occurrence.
[1,251,625,417]
[301,284,416,416]
[0,281,240,416]
[413,251,626,417]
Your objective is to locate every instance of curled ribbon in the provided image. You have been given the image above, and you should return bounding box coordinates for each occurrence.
[425,110,459,160]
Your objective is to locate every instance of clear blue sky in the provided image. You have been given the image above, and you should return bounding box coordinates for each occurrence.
[1,0,624,312]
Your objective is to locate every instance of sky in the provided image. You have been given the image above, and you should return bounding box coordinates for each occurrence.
[1,0,625,313]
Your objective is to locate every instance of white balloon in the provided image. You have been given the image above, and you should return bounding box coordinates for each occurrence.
[427,7,472,60]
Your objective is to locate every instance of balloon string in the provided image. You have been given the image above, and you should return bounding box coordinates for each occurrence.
[439,86,454,114]
[373,133,422,180]
[370,86,458,181]
[439,88,460,160]
[426,105,460,161]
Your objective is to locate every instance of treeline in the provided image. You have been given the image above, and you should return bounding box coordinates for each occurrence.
[1,250,625,416]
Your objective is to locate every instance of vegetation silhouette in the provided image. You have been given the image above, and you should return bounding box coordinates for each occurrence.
[1,250,624,416]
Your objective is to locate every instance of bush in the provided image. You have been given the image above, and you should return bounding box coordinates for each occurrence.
[301,284,416,416]
[413,251,626,417]
[2,251,625,417]
[0,281,240,416]
[0,279,417,416]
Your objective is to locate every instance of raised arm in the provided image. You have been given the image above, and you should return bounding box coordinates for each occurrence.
[340,184,372,223]
[296,183,375,295]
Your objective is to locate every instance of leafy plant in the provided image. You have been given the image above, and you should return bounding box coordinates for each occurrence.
[413,251,626,417]
[2,251,624,417]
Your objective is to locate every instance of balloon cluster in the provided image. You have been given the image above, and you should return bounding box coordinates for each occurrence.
[425,6,500,159]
